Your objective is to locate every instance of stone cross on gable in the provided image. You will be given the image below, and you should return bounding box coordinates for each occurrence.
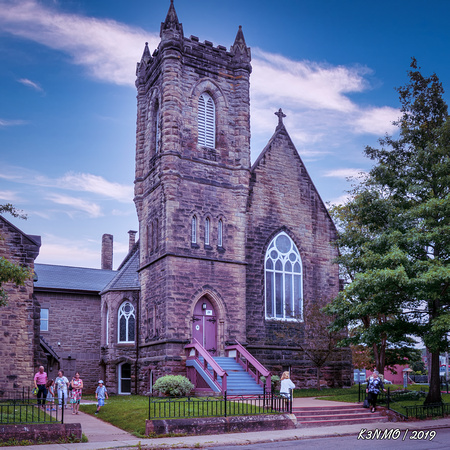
[275,108,286,127]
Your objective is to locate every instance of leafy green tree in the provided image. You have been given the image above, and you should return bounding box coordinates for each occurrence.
[0,204,31,306]
[327,59,450,404]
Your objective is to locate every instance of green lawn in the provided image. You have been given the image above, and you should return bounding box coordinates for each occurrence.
[0,402,58,425]
[80,395,273,438]
[79,386,450,437]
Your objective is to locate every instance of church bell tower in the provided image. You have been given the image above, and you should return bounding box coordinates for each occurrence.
[134,0,252,376]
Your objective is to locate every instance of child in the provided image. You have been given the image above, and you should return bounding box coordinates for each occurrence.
[45,379,56,411]
[95,380,108,414]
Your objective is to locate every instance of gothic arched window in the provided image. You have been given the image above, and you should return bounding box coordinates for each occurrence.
[198,92,215,148]
[205,217,210,246]
[265,232,303,320]
[218,219,223,247]
[155,104,161,153]
[191,216,197,244]
[118,301,136,343]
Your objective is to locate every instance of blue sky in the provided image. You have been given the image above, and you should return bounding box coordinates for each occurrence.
[1,0,450,269]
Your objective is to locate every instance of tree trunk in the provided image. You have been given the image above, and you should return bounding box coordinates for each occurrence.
[424,350,443,405]
[316,366,321,391]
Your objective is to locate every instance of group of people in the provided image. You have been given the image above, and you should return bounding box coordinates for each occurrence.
[33,366,108,414]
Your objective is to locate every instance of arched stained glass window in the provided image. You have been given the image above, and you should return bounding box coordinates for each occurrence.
[118,301,135,343]
[198,93,215,148]
[265,232,303,320]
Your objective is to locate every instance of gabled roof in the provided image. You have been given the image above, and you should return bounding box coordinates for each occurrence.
[34,263,116,293]
[100,248,140,294]
[0,214,41,247]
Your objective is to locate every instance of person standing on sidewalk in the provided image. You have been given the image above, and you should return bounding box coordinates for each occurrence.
[280,371,295,398]
[366,370,386,412]
[33,366,48,407]
[55,370,69,409]
[95,380,108,414]
[70,372,83,415]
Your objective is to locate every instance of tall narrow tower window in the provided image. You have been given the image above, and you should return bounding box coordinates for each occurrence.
[191,216,197,244]
[218,219,223,247]
[198,93,215,148]
[155,104,160,153]
[205,217,210,246]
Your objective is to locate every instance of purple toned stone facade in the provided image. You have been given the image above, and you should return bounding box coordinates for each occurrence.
[108,2,353,393]
[0,216,41,394]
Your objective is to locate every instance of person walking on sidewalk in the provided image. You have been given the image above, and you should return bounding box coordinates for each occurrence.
[366,370,386,412]
[33,366,48,407]
[95,380,108,414]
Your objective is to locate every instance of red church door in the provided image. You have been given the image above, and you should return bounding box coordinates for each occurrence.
[192,298,217,355]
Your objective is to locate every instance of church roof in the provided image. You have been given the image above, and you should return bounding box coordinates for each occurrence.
[34,263,116,293]
[100,248,140,294]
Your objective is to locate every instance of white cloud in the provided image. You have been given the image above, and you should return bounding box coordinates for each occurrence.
[0,0,157,86]
[17,78,43,92]
[352,106,399,135]
[252,49,368,113]
[46,194,103,218]
[0,190,23,202]
[36,233,129,269]
[323,168,367,179]
[0,118,27,127]
[58,173,133,203]
[0,165,133,203]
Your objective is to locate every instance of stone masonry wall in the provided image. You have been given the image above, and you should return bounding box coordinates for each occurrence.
[0,217,40,395]
[245,128,352,387]
[33,290,101,393]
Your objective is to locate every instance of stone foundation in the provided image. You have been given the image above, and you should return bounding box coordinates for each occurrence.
[146,414,296,436]
[0,423,82,444]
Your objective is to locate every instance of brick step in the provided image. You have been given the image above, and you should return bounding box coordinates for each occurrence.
[296,415,388,428]
[293,407,368,416]
[295,412,379,421]
[293,405,362,411]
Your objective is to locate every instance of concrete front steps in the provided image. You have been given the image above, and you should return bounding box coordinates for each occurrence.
[293,404,389,428]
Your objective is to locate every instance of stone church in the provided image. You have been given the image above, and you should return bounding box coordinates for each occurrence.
[0,1,352,396]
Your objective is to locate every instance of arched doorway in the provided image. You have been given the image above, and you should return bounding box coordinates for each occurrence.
[192,297,217,355]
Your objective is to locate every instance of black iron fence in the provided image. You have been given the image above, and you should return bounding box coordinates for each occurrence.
[0,387,32,401]
[405,402,450,420]
[0,394,66,424]
[358,382,449,419]
[148,391,292,420]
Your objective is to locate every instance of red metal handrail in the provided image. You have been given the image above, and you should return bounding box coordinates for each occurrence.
[225,339,271,392]
[185,338,227,393]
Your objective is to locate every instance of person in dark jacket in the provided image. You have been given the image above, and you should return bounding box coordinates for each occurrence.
[366,370,386,412]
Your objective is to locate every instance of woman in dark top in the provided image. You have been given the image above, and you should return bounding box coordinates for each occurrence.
[366,370,386,412]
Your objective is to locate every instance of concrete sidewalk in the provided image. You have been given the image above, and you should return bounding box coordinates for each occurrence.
[8,398,450,450]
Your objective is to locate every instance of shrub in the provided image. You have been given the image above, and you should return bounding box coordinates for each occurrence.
[152,375,194,397]
[260,375,281,389]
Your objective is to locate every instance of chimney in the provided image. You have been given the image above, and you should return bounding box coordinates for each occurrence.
[101,234,113,270]
[128,230,137,252]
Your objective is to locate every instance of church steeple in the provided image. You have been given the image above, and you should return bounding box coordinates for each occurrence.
[160,0,183,39]
[230,25,251,70]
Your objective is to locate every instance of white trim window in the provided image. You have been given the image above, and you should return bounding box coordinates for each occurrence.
[118,301,136,343]
[198,92,215,148]
[205,217,210,246]
[118,362,132,395]
[265,232,303,320]
[191,216,197,244]
[218,219,223,247]
[40,308,49,331]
